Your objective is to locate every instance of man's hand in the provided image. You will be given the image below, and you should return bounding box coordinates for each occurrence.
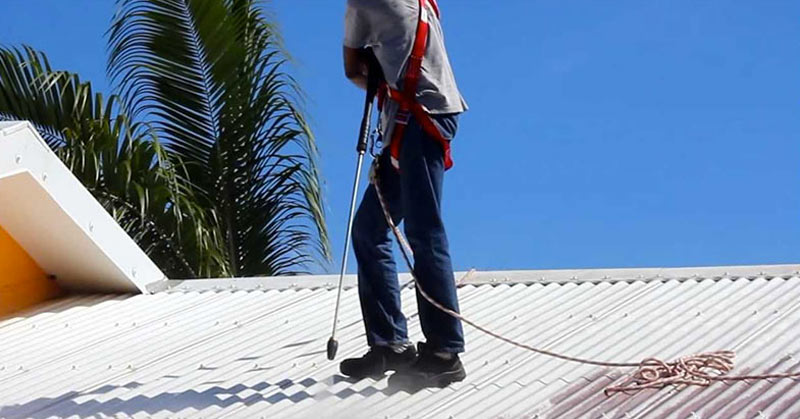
[343,47,370,90]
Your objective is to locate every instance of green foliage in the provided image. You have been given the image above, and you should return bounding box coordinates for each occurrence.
[0,0,330,278]
[0,46,224,277]
[108,0,330,276]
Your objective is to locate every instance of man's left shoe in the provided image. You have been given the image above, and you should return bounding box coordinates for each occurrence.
[388,342,466,391]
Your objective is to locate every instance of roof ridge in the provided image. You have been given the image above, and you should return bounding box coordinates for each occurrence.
[147,264,800,294]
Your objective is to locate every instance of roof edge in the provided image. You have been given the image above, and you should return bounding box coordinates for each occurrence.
[147,263,800,293]
[0,121,166,294]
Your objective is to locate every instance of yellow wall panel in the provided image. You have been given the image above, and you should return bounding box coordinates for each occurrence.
[0,225,61,316]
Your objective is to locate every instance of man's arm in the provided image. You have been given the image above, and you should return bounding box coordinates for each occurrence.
[343,46,369,90]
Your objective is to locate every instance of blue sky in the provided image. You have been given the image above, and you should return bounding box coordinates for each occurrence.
[1,1,798,273]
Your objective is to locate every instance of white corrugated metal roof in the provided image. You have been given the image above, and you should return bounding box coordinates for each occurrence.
[2,265,800,418]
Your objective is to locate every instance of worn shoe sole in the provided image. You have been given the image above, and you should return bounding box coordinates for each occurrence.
[389,368,467,391]
[340,359,417,380]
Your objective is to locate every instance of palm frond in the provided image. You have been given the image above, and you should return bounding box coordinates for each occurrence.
[108,0,330,276]
[0,46,79,148]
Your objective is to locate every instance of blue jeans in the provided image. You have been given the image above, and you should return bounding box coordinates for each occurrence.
[351,114,465,353]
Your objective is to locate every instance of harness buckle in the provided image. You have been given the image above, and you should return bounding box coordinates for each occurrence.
[368,126,382,158]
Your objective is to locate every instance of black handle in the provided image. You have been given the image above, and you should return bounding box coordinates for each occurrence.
[356,50,382,154]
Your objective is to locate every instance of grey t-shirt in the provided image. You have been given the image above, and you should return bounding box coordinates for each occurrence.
[344,0,468,140]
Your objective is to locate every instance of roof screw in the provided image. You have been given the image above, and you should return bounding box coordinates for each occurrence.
[512,315,518,320]
[214,321,220,326]
[15,155,21,164]
[696,311,702,316]
[42,173,48,182]
[483,360,488,366]
[131,268,137,278]
[108,365,113,370]
[571,276,578,280]
[540,277,546,281]
[71,365,77,370]
[88,223,94,233]
[127,364,134,370]
[568,314,573,319]
[234,320,240,326]
[774,309,780,314]
[30,324,36,329]
[504,360,510,365]
[623,313,629,318]
[753,310,758,315]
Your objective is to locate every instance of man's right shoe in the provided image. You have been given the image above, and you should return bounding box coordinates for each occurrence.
[388,342,466,391]
[340,345,417,379]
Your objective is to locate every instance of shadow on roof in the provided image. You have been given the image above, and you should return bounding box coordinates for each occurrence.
[0,374,395,418]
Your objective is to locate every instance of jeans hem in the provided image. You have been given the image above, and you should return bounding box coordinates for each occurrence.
[427,344,465,354]
[370,339,411,348]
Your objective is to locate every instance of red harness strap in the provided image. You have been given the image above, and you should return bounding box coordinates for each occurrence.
[380,0,453,170]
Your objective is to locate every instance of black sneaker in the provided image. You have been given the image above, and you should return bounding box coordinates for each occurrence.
[340,345,417,379]
[388,342,466,391]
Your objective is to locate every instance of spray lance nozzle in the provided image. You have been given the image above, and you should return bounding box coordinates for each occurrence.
[327,337,339,361]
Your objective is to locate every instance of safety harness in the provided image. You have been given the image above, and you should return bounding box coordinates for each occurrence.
[377,0,453,170]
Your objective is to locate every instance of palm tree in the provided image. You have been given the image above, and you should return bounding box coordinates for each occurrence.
[0,0,329,278]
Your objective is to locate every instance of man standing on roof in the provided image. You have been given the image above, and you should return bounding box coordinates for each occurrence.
[340,0,469,389]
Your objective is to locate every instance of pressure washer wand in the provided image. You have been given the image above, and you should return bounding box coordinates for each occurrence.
[327,54,381,361]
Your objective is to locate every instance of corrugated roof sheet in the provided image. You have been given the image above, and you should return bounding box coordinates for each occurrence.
[2,268,800,418]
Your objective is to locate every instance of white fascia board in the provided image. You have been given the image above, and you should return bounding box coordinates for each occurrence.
[0,121,166,293]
